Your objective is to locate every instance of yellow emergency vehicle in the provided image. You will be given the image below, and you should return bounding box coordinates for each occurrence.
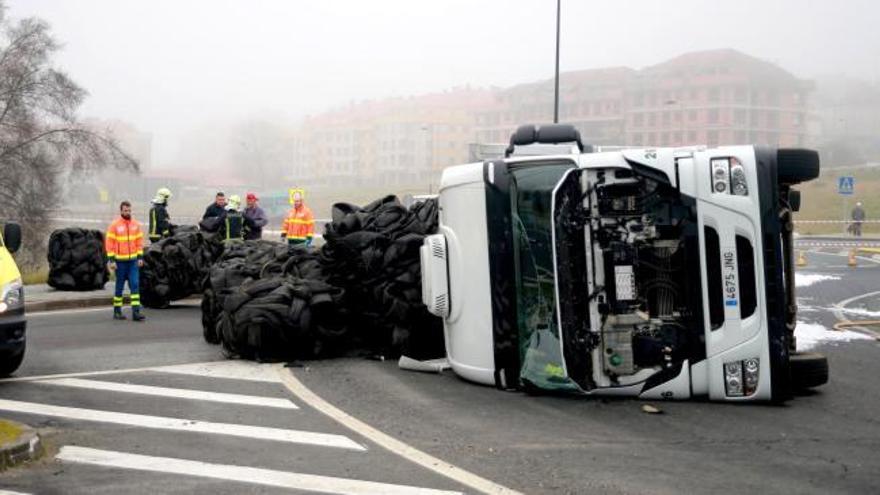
[0,222,25,376]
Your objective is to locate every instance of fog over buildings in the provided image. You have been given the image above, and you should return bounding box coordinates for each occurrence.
[8,0,880,196]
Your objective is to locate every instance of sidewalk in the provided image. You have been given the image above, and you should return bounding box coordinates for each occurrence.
[24,284,117,313]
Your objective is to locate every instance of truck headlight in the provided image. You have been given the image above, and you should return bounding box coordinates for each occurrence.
[724,358,760,397]
[730,161,749,196]
[0,278,23,314]
[711,157,749,196]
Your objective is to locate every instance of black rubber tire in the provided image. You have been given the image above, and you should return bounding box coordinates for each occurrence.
[0,347,25,377]
[777,148,820,185]
[790,351,828,390]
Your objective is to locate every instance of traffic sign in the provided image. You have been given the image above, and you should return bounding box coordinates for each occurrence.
[838,176,855,195]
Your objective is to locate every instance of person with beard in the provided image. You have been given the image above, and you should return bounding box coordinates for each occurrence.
[105,201,146,321]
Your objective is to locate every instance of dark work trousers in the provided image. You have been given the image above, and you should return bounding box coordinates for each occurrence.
[113,260,141,310]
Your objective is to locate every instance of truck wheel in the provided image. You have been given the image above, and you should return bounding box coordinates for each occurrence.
[790,352,828,390]
[777,149,820,185]
[0,347,25,377]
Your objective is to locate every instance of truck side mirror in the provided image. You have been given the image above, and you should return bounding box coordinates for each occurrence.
[788,190,801,212]
[3,222,21,254]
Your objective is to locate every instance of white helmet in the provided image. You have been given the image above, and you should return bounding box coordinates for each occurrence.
[153,187,172,204]
[226,194,241,211]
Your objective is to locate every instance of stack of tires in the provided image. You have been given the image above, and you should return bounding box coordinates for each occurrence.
[202,241,345,360]
[47,228,109,291]
[140,229,224,308]
[199,196,444,363]
[320,196,443,359]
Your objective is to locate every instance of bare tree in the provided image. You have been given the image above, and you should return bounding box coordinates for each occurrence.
[0,2,137,268]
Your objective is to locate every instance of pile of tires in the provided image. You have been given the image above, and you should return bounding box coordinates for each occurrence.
[319,196,443,359]
[140,229,224,308]
[199,196,444,362]
[47,228,110,291]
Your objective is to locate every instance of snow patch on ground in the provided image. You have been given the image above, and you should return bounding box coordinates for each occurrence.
[839,307,880,318]
[795,273,840,288]
[796,321,872,350]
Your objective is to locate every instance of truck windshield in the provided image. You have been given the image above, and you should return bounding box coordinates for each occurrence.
[509,162,580,391]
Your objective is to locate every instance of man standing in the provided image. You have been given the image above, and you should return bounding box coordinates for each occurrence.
[851,201,866,237]
[202,192,227,220]
[282,189,315,246]
[148,187,173,243]
[221,194,245,242]
[243,192,268,240]
[105,201,145,321]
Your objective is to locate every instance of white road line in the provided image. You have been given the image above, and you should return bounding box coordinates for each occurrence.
[277,367,522,495]
[26,306,110,317]
[0,490,33,495]
[57,446,461,495]
[155,361,282,383]
[0,360,280,384]
[0,399,364,451]
[35,378,298,410]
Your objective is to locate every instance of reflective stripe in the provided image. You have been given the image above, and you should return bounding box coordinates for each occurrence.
[116,253,140,261]
[107,233,143,242]
[290,219,314,225]
[113,297,123,308]
[286,235,310,240]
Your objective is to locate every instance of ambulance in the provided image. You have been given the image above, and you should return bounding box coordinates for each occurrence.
[0,222,25,376]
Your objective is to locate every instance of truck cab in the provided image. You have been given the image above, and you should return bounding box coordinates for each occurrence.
[421,124,823,402]
[0,222,26,376]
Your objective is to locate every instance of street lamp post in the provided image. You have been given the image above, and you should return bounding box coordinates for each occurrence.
[553,0,561,123]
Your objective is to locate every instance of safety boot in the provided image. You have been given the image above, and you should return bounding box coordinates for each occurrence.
[113,308,127,320]
[132,307,146,322]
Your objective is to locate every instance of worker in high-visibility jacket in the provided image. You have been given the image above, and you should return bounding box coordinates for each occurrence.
[148,187,173,243]
[281,189,315,246]
[221,194,245,242]
[105,200,145,321]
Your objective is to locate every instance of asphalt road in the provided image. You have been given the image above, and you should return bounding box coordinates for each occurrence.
[0,249,878,494]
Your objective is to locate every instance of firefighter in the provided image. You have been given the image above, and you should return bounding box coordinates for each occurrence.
[105,201,145,321]
[281,189,315,246]
[148,187,173,243]
[221,194,245,242]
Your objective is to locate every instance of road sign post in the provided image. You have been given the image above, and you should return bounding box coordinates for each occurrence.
[839,176,855,234]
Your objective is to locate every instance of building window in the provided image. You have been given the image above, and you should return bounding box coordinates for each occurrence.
[708,109,719,124]
[767,112,779,128]
[735,131,746,143]
[688,130,697,142]
[734,87,748,104]
[634,113,644,126]
[648,113,656,126]
[734,109,747,125]
[708,88,720,102]
[689,109,698,121]
[792,113,802,127]
[707,130,719,146]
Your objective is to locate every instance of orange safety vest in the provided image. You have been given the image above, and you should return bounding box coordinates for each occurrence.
[282,205,315,241]
[105,216,144,261]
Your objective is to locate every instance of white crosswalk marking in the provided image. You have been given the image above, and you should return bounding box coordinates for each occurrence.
[57,446,462,495]
[0,399,364,451]
[35,378,298,409]
[153,361,281,383]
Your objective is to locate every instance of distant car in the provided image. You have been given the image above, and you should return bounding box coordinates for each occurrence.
[421,124,825,402]
[0,221,25,376]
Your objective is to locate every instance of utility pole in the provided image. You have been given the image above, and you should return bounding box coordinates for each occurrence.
[554,0,561,123]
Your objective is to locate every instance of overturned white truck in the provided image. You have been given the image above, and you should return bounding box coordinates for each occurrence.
[421,124,826,402]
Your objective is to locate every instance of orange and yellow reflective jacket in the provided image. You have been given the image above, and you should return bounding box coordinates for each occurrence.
[282,205,314,241]
[105,216,144,261]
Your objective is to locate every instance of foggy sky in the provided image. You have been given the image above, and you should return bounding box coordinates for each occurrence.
[8,0,880,169]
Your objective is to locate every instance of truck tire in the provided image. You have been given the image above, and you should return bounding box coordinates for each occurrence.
[777,149,820,185]
[0,347,25,377]
[790,352,828,390]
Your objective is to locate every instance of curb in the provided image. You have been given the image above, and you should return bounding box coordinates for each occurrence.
[0,420,43,471]
[25,295,203,314]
